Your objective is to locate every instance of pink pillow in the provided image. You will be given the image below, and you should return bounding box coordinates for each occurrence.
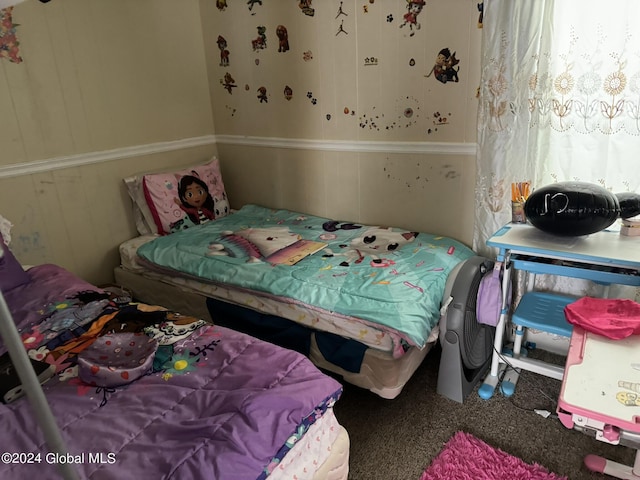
[0,233,29,292]
[142,158,230,235]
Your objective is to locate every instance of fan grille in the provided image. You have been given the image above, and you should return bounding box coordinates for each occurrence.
[461,269,496,370]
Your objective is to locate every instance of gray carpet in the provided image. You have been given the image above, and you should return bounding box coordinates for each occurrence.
[332,346,636,480]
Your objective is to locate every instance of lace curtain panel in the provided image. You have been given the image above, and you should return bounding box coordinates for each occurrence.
[474,0,640,301]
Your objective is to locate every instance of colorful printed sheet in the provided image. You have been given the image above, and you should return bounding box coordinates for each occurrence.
[137,204,475,349]
[0,264,342,480]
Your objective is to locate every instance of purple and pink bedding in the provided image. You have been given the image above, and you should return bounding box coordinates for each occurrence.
[0,264,342,479]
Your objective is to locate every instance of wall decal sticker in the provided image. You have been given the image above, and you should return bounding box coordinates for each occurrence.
[217,35,230,66]
[306,91,317,105]
[247,0,263,12]
[335,1,348,36]
[303,50,313,61]
[409,58,415,66]
[276,25,289,52]
[477,1,484,28]
[251,25,267,51]
[326,114,331,120]
[257,86,268,103]
[336,20,348,36]
[284,85,293,100]
[216,0,228,11]
[386,14,394,23]
[0,7,22,64]
[425,48,460,84]
[364,57,378,66]
[432,111,451,125]
[298,0,314,17]
[221,72,237,94]
[399,0,425,37]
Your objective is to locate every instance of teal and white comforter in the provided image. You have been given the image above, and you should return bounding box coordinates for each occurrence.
[137,204,474,350]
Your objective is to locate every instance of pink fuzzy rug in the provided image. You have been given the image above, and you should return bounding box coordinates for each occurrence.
[420,432,567,480]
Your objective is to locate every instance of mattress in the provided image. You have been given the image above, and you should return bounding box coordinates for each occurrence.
[1,264,349,479]
[114,265,432,399]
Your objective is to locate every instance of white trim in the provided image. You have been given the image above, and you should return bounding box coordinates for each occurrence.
[0,134,477,179]
[215,135,477,155]
[0,135,217,179]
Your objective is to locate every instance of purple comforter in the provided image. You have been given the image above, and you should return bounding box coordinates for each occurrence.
[0,265,343,479]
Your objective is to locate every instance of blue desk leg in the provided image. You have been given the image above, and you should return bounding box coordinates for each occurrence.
[500,367,520,397]
[479,364,504,400]
[479,259,513,400]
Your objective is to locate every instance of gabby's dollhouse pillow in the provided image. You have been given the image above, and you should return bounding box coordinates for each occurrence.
[142,157,230,235]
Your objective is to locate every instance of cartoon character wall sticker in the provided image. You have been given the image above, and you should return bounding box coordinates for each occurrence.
[399,0,426,37]
[425,48,460,84]
[0,7,22,64]
[298,0,314,17]
[217,35,230,66]
[247,0,263,12]
[216,0,227,11]
[251,25,267,51]
[276,25,290,52]
[257,86,268,103]
[221,72,237,94]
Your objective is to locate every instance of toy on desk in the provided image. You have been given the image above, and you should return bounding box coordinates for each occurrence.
[524,181,640,236]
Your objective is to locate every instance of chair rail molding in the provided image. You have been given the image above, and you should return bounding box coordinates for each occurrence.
[0,135,477,178]
[215,135,477,155]
[0,136,217,179]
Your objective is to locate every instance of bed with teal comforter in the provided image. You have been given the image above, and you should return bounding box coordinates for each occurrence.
[136,204,474,352]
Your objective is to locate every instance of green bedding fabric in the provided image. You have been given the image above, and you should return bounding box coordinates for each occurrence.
[137,204,474,349]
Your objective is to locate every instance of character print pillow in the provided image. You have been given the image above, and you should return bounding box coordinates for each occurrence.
[142,157,231,235]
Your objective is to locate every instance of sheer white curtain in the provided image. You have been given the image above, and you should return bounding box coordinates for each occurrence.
[475,0,640,300]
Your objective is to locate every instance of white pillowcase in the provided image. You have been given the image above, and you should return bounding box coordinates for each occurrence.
[123,175,159,236]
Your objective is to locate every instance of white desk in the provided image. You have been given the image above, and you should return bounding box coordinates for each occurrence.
[479,223,640,400]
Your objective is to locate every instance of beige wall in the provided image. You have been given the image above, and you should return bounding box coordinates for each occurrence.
[1,0,481,286]
[202,0,480,246]
[0,146,217,285]
[218,143,476,243]
[0,0,215,284]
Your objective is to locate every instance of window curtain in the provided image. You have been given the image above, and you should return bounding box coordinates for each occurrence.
[475,0,640,301]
